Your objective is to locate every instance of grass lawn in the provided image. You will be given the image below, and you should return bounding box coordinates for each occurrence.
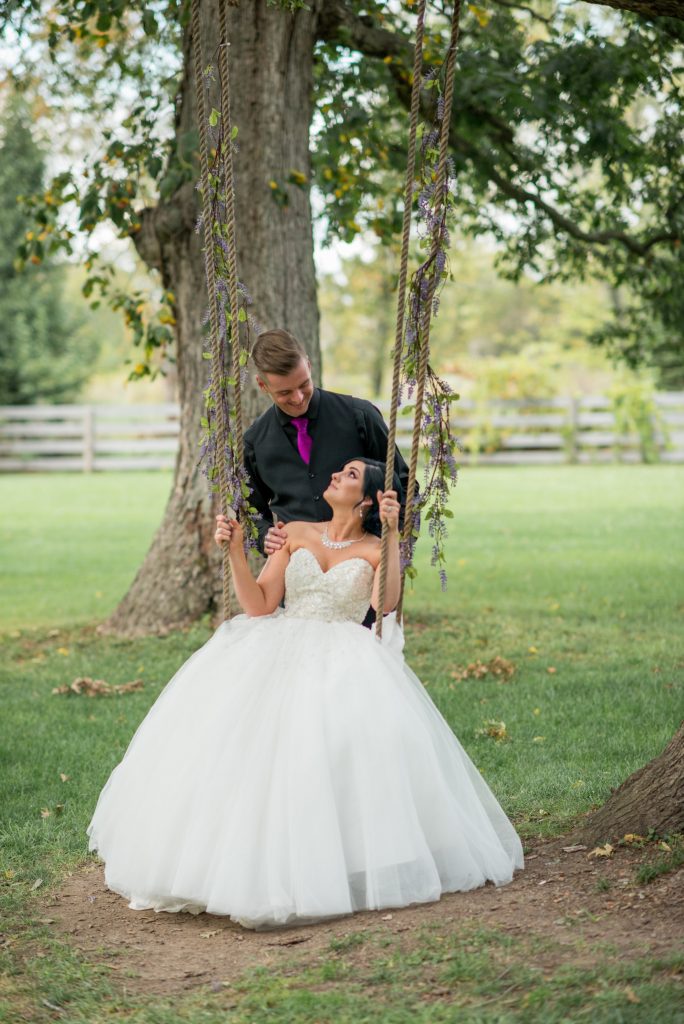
[1,465,683,1022]
[0,472,174,630]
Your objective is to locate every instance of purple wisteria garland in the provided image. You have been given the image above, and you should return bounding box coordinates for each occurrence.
[399,65,461,591]
[196,63,262,550]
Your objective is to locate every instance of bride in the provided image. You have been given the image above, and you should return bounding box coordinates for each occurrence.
[88,457,523,929]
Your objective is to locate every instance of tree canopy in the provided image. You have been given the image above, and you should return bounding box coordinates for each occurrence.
[3,0,682,385]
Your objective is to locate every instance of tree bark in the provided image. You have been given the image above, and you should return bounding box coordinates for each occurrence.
[573,723,684,845]
[103,0,321,635]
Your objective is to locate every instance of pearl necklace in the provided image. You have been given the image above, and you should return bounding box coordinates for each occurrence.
[321,526,365,550]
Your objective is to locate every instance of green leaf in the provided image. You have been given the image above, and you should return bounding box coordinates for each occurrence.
[209,108,221,127]
[230,125,239,140]
[237,307,247,322]
[142,10,158,35]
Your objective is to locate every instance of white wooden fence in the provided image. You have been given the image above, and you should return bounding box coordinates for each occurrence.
[0,403,180,472]
[0,394,683,471]
[446,393,684,465]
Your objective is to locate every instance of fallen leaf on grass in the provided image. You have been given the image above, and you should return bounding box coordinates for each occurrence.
[59,773,70,783]
[625,986,641,1004]
[52,677,144,698]
[546,666,557,674]
[450,657,515,683]
[588,844,614,859]
[30,879,43,891]
[476,719,509,741]
[621,834,646,846]
[381,913,393,920]
[200,929,221,939]
[56,647,69,656]
[562,845,588,853]
[40,808,51,819]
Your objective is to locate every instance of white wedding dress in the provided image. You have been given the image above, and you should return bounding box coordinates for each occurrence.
[88,547,523,929]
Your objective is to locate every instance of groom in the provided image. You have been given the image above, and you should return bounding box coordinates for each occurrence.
[242,328,410,556]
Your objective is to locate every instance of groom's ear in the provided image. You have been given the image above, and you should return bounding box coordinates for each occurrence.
[256,376,268,394]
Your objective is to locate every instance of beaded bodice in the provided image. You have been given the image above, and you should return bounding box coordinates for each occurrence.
[283,547,374,624]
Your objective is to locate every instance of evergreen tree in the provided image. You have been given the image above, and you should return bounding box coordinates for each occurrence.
[0,98,97,405]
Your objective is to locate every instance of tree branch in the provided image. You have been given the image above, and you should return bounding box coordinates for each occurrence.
[489,0,552,26]
[317,0,680,259]
[589,0,684,20]
[129,182,196,274]
[317,0,414,58]
[451,135,679,256]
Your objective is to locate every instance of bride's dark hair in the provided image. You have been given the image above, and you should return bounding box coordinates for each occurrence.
[349,457,404,538]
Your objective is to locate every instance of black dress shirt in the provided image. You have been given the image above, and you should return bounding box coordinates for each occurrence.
[243,388,410,554]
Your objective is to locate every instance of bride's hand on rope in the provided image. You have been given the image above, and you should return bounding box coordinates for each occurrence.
[215,515,244,554]
[378,490,400,535]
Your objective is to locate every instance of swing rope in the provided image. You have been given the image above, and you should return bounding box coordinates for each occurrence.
[217,1,244,472]
[191,0,242,620]
[375,0,428,637]
[378,0,463,636]
[192,0,460,628]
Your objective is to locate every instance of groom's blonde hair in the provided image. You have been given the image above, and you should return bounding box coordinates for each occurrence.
[251,329,308,377]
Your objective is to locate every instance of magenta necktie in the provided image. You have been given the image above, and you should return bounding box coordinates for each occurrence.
[290,416,313,465]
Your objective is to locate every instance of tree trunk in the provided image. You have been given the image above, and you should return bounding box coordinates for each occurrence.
[573,723,684,845]
[103,0,321,635]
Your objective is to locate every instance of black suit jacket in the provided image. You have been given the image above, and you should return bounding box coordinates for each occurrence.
[244,388,410,553]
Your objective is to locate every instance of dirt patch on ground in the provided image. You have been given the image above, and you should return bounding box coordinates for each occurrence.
[46,837,683,998]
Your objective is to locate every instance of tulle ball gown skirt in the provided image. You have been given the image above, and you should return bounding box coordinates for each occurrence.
[88,611,524,929]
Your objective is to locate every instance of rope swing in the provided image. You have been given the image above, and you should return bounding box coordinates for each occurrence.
[376,0,463,638]
[192,0,461,626]
[191,0,243,619]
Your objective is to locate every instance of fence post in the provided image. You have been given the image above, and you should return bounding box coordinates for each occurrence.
[83,406,94,472]
[567,396,579,464]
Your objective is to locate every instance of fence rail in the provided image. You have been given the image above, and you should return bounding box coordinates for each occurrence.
[1,394,683,472]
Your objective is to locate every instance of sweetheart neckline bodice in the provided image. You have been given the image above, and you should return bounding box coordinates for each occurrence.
[283,547,375,624]
[289,546,376,577]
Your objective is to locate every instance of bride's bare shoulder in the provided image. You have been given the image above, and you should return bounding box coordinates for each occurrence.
[284,521,321,543]
[361,533,382,566]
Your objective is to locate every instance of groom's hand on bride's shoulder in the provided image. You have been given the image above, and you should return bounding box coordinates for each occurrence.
[264,521,287,556]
